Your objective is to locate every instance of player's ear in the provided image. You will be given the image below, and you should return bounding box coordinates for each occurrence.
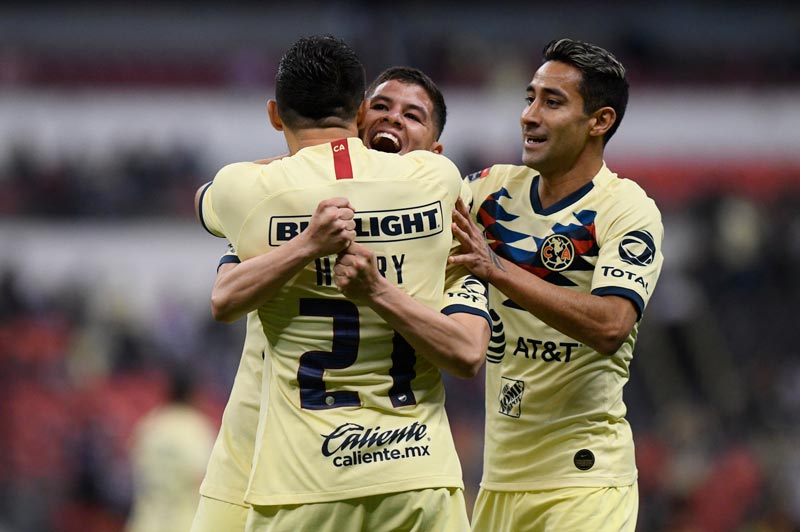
[430,141,443,155]
[355,99,368,130]
[267,100,284,131]
[588,106,616,139]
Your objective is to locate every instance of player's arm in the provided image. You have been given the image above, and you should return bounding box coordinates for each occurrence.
[450,197,636,355]
[210,197,357,323]
[334,242,489,379]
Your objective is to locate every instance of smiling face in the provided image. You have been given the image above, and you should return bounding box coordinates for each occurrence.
[520,60,595,176]
[363,79,442,155]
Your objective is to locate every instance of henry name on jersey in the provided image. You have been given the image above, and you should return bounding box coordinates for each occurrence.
[270,200,444,288]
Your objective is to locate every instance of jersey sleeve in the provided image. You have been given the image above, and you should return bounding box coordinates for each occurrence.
[198,181,225,238]
[217,243,241,272]
[591,195,664,319]
[199,162,260,248]
[438,176,490,326]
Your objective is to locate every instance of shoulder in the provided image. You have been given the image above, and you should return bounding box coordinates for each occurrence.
[464,165,538,202]
[595,166,661,219]
[213,161,260,185]
[464,164,538,183]
[406,150,459,171]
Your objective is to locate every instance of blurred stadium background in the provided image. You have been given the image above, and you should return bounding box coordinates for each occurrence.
[1,2,799,531]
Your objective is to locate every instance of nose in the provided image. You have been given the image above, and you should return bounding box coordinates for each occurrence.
[383,108,402,126]
[521,101,540,127]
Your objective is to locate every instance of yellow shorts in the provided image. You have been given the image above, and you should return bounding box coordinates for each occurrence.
[191,495,249,532]
[471,483,638,532]
[246,487,469,532]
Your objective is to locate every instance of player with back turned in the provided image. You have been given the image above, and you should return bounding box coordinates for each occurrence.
[451,39,664,531]
[198,36,489,531]
[191,65,490,532]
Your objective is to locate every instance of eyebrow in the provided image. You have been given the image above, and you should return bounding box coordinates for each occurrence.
[370,94,429,119]
[526,85,569,100]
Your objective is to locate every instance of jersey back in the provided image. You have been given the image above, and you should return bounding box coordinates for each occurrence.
[201,138,467,505]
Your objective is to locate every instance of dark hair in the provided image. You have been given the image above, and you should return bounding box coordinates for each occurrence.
[542,38,629,144]
[275,35,366,129]
[366,66,447,140]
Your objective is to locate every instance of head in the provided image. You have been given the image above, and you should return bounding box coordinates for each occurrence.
[362,66,447,155]
[521,38,628,174]
[269,35,366,131]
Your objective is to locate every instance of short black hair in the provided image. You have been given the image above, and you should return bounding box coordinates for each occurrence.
[366,66,447,140]
[275,35,366,129]
[542,38,629,144]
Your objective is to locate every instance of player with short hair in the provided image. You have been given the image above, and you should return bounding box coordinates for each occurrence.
[191,64,476,531]
[451,38,664,532]
[197,36,488,531]
[190,64,482,532]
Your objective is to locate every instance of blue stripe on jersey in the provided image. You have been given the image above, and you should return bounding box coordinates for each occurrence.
[529,175,595,215]
[441,304,492,329]
[591,286,645,320]
[217,253,241,272]
[198,181,219,237]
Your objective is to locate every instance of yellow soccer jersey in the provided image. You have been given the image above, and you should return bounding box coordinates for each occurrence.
[200,137,484,505]
[127,405,215,532]
[199,310,265,505]
[466,163,663,491]
[198,246,265,505]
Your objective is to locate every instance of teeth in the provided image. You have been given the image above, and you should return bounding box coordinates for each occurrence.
[371,132,401,153]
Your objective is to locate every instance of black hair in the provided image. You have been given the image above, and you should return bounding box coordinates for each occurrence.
[275,35,366,129]
[543,38,629,144]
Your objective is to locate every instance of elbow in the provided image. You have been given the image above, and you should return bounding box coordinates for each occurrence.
[210,294,240,324]
[450,348,485,379]
[594,324,630,356]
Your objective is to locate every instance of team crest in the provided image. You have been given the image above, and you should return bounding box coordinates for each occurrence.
[499,377,524,418]
[540,234,575,271]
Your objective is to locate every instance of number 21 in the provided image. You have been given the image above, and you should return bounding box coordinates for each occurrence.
[297,298,417,410]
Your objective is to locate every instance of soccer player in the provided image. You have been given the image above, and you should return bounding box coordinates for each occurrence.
[450,39,664,532]
[126,366,214,532]
[197,36,489,531]
[190,65,484,532]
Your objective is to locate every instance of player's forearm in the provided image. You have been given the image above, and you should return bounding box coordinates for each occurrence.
[489,256,634,355]
[365,280,487,378]
[211,237,317,323]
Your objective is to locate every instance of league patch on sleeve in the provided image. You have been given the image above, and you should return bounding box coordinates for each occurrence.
[618,230,657,266]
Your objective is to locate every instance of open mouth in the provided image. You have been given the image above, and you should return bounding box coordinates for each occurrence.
[526,136,546,145]
[371,132,402,153]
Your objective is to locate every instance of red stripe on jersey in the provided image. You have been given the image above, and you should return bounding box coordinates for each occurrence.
[332,139,353,180]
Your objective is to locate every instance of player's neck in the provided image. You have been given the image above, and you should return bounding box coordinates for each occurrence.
[537,152,603,209]
[285,125,360,155]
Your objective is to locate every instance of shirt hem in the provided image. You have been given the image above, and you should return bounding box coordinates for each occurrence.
[480,473,637,492]
[245,476,463,506]
[199,483,248,506]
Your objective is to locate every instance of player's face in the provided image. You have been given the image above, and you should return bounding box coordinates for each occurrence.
[520,60,593,175]
[363,80,442,154]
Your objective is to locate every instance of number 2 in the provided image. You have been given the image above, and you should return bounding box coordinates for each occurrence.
[297,298,417,410]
